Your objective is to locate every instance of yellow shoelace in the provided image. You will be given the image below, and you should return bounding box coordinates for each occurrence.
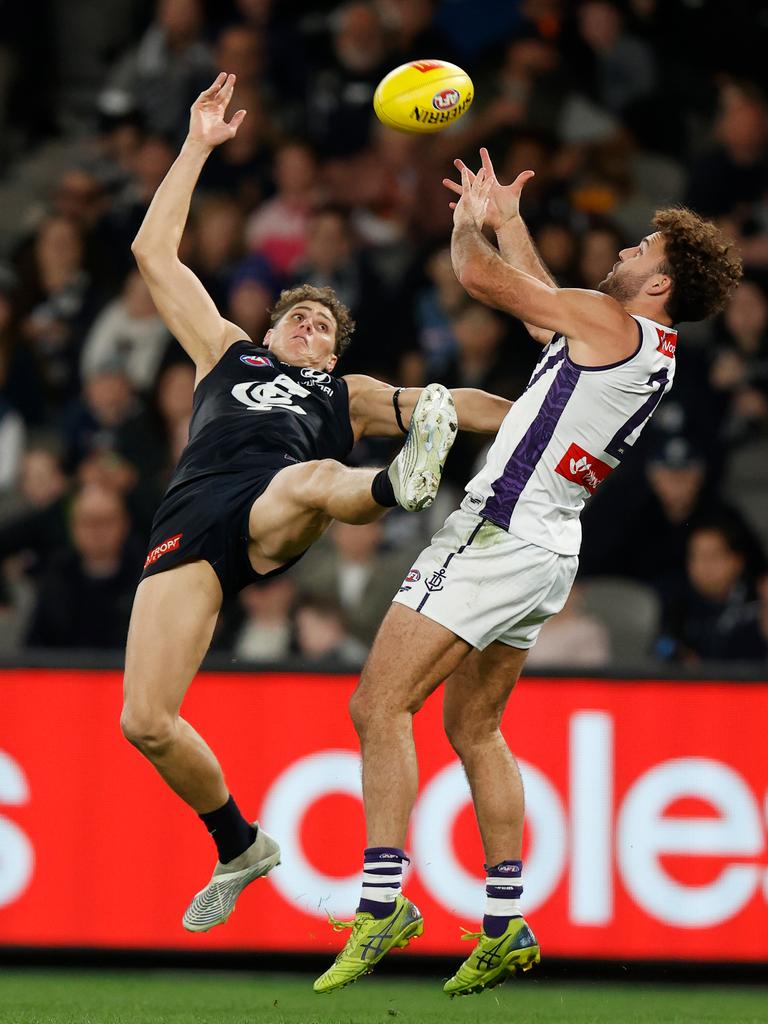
[460,927,483,941]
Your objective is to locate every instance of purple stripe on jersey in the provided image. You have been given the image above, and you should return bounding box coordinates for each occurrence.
[525,346,565,393]
[483,360,581,531]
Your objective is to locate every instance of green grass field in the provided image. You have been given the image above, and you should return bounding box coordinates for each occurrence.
[0,971,765,1024]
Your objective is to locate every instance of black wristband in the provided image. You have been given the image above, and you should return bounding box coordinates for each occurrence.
[392,387,408,435]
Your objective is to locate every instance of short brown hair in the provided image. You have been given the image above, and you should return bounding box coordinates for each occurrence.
[269,285,355,357]
[652,207,743,324]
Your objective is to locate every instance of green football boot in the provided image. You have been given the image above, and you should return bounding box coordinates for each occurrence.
[313,895,424,993]
[443,917,540,997]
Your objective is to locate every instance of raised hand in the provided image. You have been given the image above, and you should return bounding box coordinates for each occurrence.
[188,72,246,149]
[443,147,534,231]
[453,164,493,231]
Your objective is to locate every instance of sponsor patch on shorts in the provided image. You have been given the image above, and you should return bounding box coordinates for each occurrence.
[144,533,183,569]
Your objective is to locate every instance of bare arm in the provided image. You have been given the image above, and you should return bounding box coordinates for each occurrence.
[345,375,512,440]
[131,73,247,377]
[444,149,556,344]
[450,167,638,364]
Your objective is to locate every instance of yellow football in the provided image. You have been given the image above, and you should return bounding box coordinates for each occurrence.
[373,59,474,134]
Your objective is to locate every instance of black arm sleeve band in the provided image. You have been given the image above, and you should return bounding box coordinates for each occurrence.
[392,387,408,435]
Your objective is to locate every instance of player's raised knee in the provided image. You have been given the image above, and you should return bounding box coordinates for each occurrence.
[120,703,177,756]
[303,459,343,508]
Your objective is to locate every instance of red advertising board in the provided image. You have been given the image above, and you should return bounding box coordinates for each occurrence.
[0,669,766,961]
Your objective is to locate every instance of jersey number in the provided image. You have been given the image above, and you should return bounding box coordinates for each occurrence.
[604,369,669,462]
[231,374,310,415]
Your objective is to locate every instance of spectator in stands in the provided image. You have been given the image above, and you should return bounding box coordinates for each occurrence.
[658,519,766,663]
[246,141,319,276]
[526,585,611,668]
[303,2,392,157]
[25,485,141,649]
[533,220,579,287]
[232,576,297,662]
[0,399,24,493]
[151,360,195,470]
[294,594,368,666]
[288,205,392,375]
[414,247,467,380]
[15,216,101,411]
[100,0,214,143]
[576,221,626,288]
[80,270,170,394]
[188,196,247,311]
[61,362,157,476]
[710,279,768,443]
[0,444,70,573]
[574,0,656,114]
[198,84,275,208]
[685,81,768,219]
[293,520,414,647]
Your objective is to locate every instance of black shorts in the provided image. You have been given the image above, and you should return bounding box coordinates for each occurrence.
[140,456,302,598]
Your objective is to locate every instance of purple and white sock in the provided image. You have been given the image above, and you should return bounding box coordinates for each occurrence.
[483,859,523,937]
[357,846,408,920]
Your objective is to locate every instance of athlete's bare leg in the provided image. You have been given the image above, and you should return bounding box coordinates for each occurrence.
[121,560,227,812]
[348,603,472,846]
[247,461,388,572]
[442,643,528,865]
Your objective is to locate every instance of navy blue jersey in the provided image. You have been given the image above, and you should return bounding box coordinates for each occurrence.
[167,342,355,493]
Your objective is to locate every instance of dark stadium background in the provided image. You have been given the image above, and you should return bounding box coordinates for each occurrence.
[0,2,767,1021]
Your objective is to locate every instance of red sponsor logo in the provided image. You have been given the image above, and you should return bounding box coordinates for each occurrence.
[432,88,459,111]
[411,60,443,73]
[555,443,613,494]
[144,533,183,568]
[655,327,677,358]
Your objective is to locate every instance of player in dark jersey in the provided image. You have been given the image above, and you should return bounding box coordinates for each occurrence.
[120,73,513,933]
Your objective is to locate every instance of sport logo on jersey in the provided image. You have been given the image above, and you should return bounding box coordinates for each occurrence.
[300,368,331,384]
[240,354,273,367]
[555,443,613,494]
[655,328,677,359]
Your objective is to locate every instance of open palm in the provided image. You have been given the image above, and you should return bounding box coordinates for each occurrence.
[443,147,534,232]
[188,72,246,148]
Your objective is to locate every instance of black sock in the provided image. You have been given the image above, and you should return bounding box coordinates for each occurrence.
[199,795,257,864]
[371,468,397,508]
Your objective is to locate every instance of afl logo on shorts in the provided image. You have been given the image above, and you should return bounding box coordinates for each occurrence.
[433,89,460,111]
[405,568,421,583]
[300,368,331,384]
[240,354,272,367]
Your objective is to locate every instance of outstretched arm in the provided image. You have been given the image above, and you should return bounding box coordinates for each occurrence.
[443,148,554,344]
[345,376,512,439]
[449,166,637,365]
[131,72,247,377]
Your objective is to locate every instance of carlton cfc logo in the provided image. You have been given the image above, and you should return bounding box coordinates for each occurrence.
[433,88,460,111]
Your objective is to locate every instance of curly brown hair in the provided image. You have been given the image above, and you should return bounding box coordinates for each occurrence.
[652,207,743,324]
[269,284,355,357]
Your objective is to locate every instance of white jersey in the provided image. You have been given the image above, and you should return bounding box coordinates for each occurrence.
[462,314,678,555]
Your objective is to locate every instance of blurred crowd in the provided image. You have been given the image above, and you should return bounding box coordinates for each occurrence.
[0,0,767,667]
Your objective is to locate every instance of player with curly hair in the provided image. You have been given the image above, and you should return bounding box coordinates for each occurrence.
[317,149,743,995]
[120,77,513,936]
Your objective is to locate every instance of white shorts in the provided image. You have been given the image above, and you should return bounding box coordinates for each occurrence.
[392,509,578,650]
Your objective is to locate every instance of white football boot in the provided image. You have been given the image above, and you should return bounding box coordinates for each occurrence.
[182,824,280,932]
[389,383,458,512]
